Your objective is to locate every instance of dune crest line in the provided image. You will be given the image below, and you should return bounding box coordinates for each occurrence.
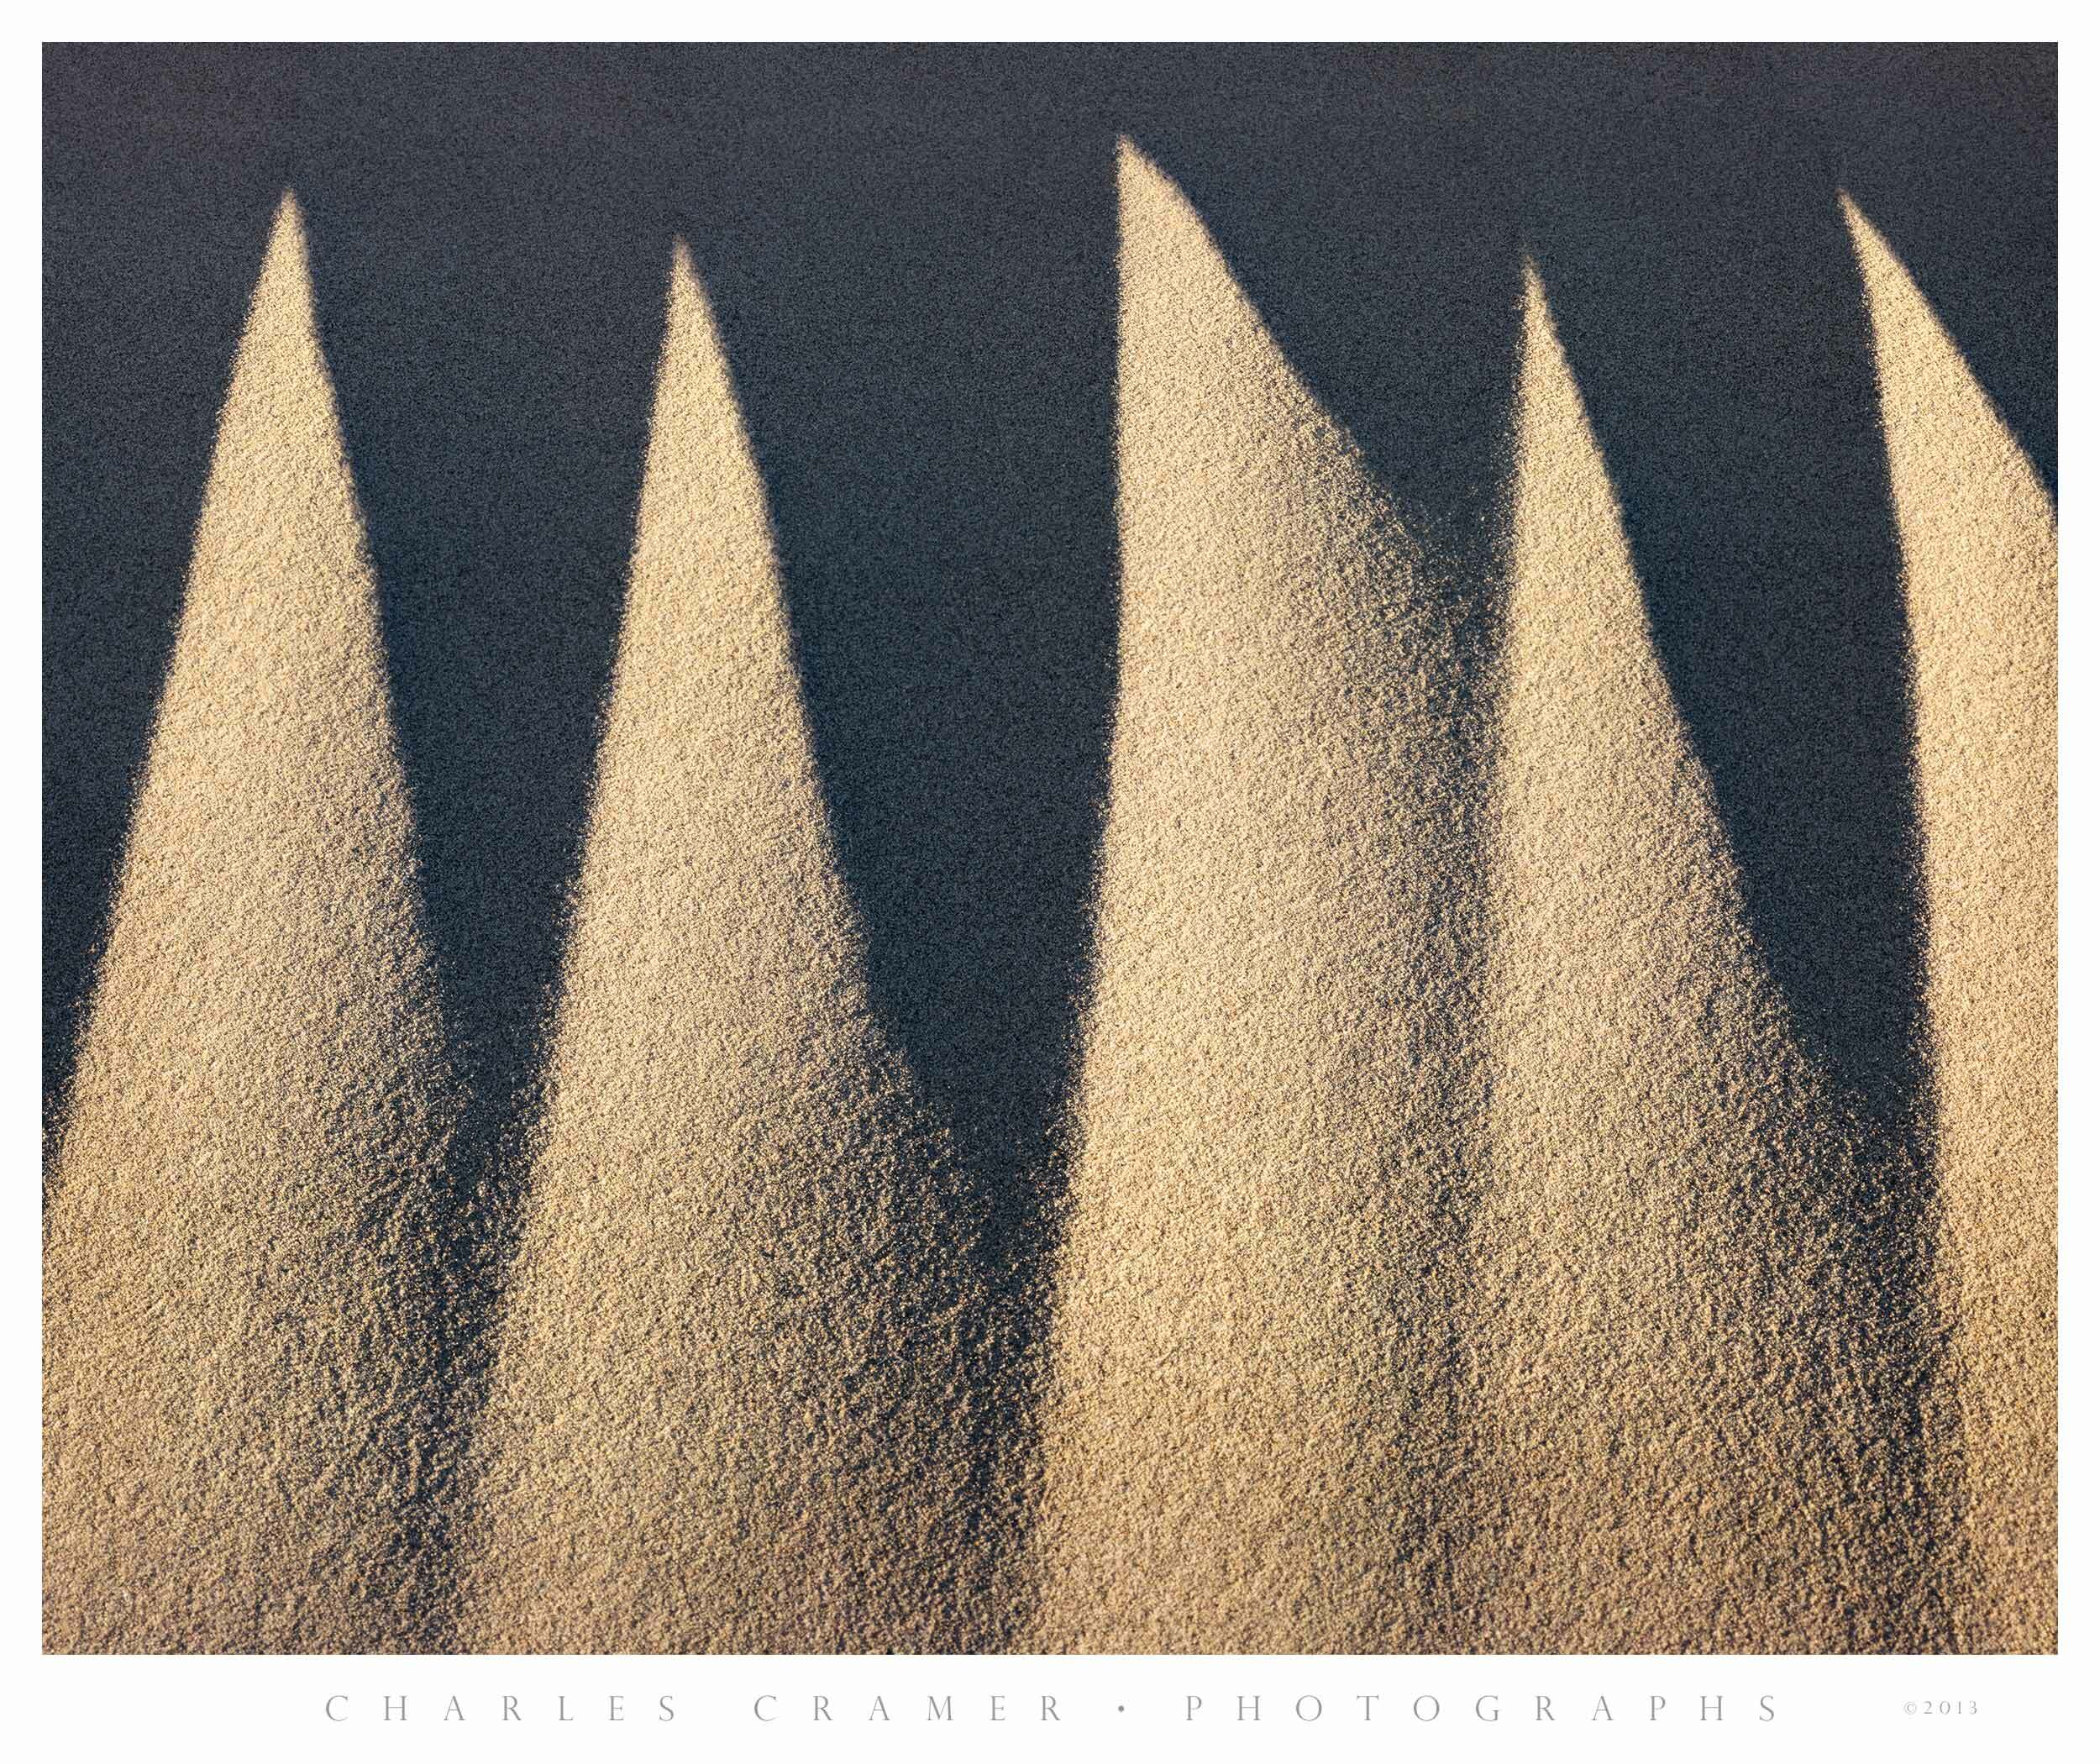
[460,242,1006,1651]
[1844,194,2058,1653]
[37,135,2054,1661]
[43,192,459,1652]
[1027,142,1496,1651]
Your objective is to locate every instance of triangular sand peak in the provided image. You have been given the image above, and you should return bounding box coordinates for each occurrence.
[1472,260,1938,1648]
[44,192,458,1652]
[462,239,1001,1652]
[1843,193,2057,1653]
[1029,141,1492,1651]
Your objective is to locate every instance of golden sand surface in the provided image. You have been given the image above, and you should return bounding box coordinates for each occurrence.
[45,197,459,1651]
[1030,144,1490,1652]
[459,244,1006,1652]
[1474,260,1935,1651]
[1843,197,2058,1653]
[44,47,2055,1655]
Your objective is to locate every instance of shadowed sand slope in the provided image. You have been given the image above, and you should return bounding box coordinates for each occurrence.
[1844,197,2058,1654]
[42,47,288,1134]
[43,47,2055,1656]
[1028,144,1496,1653]
[461,245,1009,1652]
[1475,265,1945,1651]
[44,196,459,1652]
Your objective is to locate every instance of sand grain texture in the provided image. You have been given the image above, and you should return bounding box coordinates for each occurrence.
[42,47,2057,1657]
[1845,197,2058,1654]
[1029,145,1494,1652]
[44,196,458,1652]
[1476,267,1942,1651]
[462,246,1005,1652]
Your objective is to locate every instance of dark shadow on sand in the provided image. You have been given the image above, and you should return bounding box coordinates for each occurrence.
[43,45,290,1132]
[43,42,2055,1652]
[288,44,672,1635]
[1776,42,2056,498]
[1513,43,1943,1646]
[658,45,1122,1645]
[1517,45,1929,1134]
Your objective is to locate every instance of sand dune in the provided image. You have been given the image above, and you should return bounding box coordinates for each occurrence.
[1844,196,2059,1653]
[1476,264,1942,1651]
[43,50,2055,1656]
[43,196,459,1651]
[1028,144,1494,1652]
[460,244,1006,1652]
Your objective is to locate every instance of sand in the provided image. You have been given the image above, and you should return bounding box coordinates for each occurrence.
[44,46,2055,1655]
[44,196,459,1651]
[1027,143,1493,1652]
[459,244,1012,1653]
[1474,262,1940,1651]
[1843,196,2059,1653]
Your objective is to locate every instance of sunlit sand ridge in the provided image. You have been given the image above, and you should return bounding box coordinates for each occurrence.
[461,243,1002,1652]
[1476,265,1941,1650]
[1028,143,1494,1651]
[1844,196,2057,1654]
[39,126,2055,1658]
[43,194,458,1651]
